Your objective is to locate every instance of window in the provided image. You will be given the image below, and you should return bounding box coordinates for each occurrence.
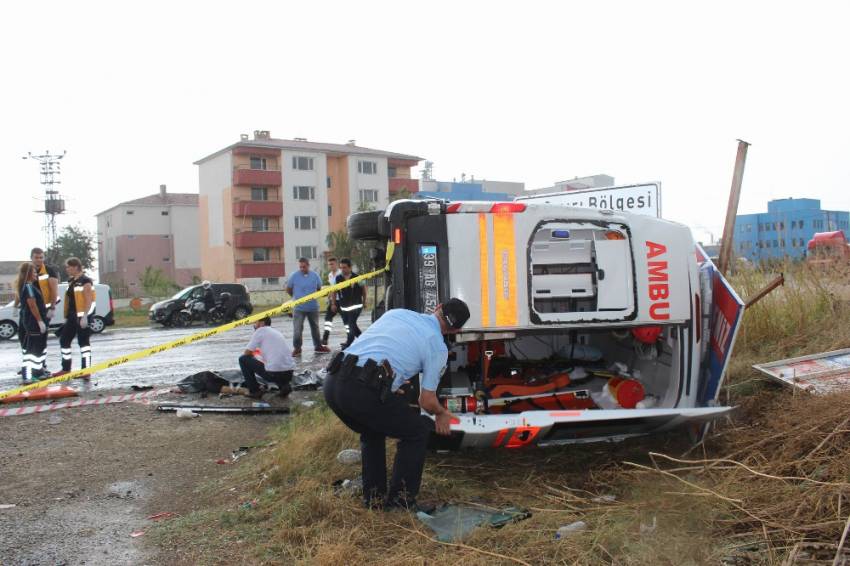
[791,239,797,248]
[327,176,332,188]
[746,224,752,233]
[779,222,784,230]
[251,187,268,201]
[127,235,135,239]
[328,205,332,217]
[388,166,397,178]
[126,210,134,215]
[358,160,377,174]
[162,235,170,239]
[780,239,786,248]
[292,185,315,200]
[253,248,270,261]
[261,277,280,286]
[128,257,136,263]
[292,156,314,170]
[163,257,171,262]
[295,245,317,260]
[359,189,379,203]
[250,156,267,170]
[161,211,169,216]
[791,220,797,229]
[252,217,270,232]
[799,220,804,229]
[294,216,316,230]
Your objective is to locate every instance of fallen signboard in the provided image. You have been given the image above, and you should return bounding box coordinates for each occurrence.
[753,347,850,394]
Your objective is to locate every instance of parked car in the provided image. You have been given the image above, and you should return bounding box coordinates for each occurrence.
[0,283,115,340]
[347,199,744,449]
[148,283,252,327]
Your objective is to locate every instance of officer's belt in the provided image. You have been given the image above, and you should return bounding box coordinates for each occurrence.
[327,352,394,394]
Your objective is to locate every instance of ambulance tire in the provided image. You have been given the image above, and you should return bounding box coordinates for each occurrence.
[347,210,384,241]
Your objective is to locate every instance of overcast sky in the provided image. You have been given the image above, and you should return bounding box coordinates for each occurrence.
[2,1,848,265]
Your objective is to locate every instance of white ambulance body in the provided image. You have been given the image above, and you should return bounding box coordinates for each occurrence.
[348,200,744,449]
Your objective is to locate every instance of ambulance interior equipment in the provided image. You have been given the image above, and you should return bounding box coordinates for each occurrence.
[348,199,744,449]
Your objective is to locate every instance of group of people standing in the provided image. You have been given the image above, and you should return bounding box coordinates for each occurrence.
[14,248,95,383]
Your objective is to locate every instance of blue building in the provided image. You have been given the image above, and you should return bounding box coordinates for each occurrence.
[735,198,849,263]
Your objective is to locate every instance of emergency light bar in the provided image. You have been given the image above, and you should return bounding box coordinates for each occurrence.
[445,202,527,214]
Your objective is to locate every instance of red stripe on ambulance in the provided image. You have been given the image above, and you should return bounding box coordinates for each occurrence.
[646,241,670,320]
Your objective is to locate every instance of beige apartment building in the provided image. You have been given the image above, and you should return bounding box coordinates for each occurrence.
[194,131,422,289]
[96,185,200,293]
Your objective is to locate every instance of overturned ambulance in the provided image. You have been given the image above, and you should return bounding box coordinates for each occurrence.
[348,199,744,449]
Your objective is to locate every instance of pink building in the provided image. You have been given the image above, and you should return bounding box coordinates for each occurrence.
[96,185,200,294]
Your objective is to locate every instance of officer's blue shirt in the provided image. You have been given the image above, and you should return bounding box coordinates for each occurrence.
[286,270,322,312]
[344,309,447,392]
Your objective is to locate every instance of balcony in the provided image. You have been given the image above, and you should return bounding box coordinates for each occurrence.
[235,262,284,279]
[233,167,282,186]
[234,231,284,248]
[389,178,419,195]
[233,200,283,217]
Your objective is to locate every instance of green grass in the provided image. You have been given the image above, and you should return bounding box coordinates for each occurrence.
[111,306,152,328]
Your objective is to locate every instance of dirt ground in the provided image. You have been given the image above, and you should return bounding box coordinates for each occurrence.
[0,387,307,566]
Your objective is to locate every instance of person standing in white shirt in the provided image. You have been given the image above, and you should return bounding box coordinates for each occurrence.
[322,257,343,346]
[239,317,296,399]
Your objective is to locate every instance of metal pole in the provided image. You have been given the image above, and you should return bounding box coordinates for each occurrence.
[718,140,750,276]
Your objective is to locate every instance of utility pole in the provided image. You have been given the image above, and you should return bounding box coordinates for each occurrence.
[718,140,750,276]
[23,150,67,257]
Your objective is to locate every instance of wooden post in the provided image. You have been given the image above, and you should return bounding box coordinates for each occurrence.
[718,140,750,276]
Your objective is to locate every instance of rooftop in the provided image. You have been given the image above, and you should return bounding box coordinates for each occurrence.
[194,132,424,165]
[96,186,198,216]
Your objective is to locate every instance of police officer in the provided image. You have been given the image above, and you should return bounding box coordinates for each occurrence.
[323,298,470,510]
[55,257,95,375]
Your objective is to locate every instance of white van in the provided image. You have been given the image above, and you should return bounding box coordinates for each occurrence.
[347,200,744,449]
[0,283,114,340]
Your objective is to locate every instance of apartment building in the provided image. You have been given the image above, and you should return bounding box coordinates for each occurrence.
[96,185,200,292]
[417,178,525,201]
[194,131,422,289]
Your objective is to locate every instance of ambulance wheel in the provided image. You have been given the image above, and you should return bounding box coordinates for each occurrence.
[0,320,17,340]
[89,316,106,334]
[347,210,384,241]
[174,311,191,327]
[233,307,249,320]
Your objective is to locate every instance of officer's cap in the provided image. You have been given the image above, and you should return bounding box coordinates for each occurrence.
[442,298,470,330]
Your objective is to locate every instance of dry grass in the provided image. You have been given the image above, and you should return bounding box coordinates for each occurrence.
[153,263,850,565]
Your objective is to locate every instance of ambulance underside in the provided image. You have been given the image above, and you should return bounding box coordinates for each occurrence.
[376,201,740,449]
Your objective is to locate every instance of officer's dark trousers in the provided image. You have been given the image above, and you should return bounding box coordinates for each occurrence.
[238,355,293,396]
[322,308,336,344]
[59,318,91,372]
[323,370,433,508]
[339,308,362,347]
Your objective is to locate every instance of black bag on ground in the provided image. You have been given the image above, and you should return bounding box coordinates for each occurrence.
[175,371,230,394]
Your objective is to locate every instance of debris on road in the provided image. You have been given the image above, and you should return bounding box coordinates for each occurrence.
[146,512,177,521]
[292,369,324,391]
[157,403,290,415]
[555,521,588,539]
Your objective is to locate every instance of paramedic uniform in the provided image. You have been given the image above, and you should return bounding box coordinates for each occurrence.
[59,274,94,372]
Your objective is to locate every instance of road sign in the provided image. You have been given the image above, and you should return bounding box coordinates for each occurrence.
[516,183,662,217]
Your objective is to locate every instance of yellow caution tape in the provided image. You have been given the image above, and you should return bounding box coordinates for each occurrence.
[0,243,396,401]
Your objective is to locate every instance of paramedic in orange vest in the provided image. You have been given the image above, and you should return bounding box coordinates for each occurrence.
[55,257,95,375]
[30,247,59,373]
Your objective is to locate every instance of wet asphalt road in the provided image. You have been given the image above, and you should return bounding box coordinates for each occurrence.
[0,314,368,393]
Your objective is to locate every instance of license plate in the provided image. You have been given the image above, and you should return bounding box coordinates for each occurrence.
[418,244,439,313]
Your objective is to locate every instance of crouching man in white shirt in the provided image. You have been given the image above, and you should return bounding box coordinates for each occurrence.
[239,316,296,399]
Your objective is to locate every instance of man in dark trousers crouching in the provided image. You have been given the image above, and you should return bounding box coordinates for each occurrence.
[323,298,470,510]
[238,316,295,399]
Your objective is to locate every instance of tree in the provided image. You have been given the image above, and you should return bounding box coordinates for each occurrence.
[139,266,179,298]
[325,230,373,274]
[47,225,96,275]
